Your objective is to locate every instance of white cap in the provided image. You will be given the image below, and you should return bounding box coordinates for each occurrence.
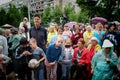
[102,39,113,48]
[91,37,98,42]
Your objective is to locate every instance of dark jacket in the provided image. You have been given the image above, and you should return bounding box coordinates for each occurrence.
[15,46,32,64]
[103,31,118,46]
[29,26,47,52]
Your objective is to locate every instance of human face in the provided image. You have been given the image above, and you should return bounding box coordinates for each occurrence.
[97,26,102,31]
[64,26,69,31]
[110,26,115,31]
[21,28,25,33]
[58,29,63,35]
[87,27,91,32]
[34,17,41,27]
[118,26,120,30]
[77,42,83,49]
[75,29,80,34]
[104,47,111,54]
[91,40,97,46]
[29,41,36,49]
[75,24,79,29]
[55,38,63,47]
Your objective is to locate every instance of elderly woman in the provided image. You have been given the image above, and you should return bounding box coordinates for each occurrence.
[87,37,101,60]
[71,38,91,80]
[83,25,94,46]
[91,39,118,80]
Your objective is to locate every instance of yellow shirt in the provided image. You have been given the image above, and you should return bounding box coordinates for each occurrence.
[83,31,94,43]
[47,32,57,43]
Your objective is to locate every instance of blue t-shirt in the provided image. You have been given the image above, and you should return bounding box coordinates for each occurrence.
[46,44,62,63]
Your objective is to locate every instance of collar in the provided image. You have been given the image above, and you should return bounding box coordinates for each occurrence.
[34,25,42,30]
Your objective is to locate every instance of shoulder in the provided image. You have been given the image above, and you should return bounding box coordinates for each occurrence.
[47,44,54,50]
[37,47,43,51]
[74,48,78,52]
[96,44,101,48]
[83,47,89,53]
[16,46,22,52]
[0,35,6,40]
[40,27,47,31]
[95,50,103,56]
[87,44,92,49]
[111,52,118,58]
[30,27,34,30]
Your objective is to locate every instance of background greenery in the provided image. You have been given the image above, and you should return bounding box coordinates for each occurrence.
[0,0,120,27]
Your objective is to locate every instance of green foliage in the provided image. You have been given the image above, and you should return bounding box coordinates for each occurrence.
[63,5,89,23]
[51,5,63,24]
[42,6,51,24]
[0,4,28,27]
[76,0,120,21]
[20,5,28,18]
[42,5,63,25]
[6,4,22,27]
[0,8,7,26]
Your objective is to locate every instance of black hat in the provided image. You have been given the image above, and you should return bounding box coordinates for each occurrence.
[20,37,28,45]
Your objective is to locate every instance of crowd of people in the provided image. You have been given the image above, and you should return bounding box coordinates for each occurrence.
[0,14,120,80]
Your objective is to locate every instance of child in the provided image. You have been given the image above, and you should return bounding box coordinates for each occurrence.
[45,35,64,80]
[62,38,73,80]
[15,37,32,80]
[62,25,72,38]
[29,38,46,80]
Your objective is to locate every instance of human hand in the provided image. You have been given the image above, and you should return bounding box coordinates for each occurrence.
[49,62,55,66]
[23,51,31,56]
[0,56,3,60]
[75,35,79,38]
[105,58,110,63]
[91,69,94,74]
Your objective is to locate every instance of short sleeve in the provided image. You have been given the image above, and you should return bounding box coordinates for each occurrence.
[39,48,45,56]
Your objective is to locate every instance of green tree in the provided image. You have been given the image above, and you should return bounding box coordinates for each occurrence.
[20,5,28,18]
[6,4,22,27]
[0,8,7,26]
[76,0,120,21]
[51,5,63,24]
[42,6,51,24]
[64,5,89,23]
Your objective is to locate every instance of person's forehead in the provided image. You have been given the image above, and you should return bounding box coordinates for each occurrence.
[77,42,82,44]
[34,17,40,19]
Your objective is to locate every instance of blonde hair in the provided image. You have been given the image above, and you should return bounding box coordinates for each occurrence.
[56,35,64,42]
[95,23,103,29]
[48,27,54,33]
